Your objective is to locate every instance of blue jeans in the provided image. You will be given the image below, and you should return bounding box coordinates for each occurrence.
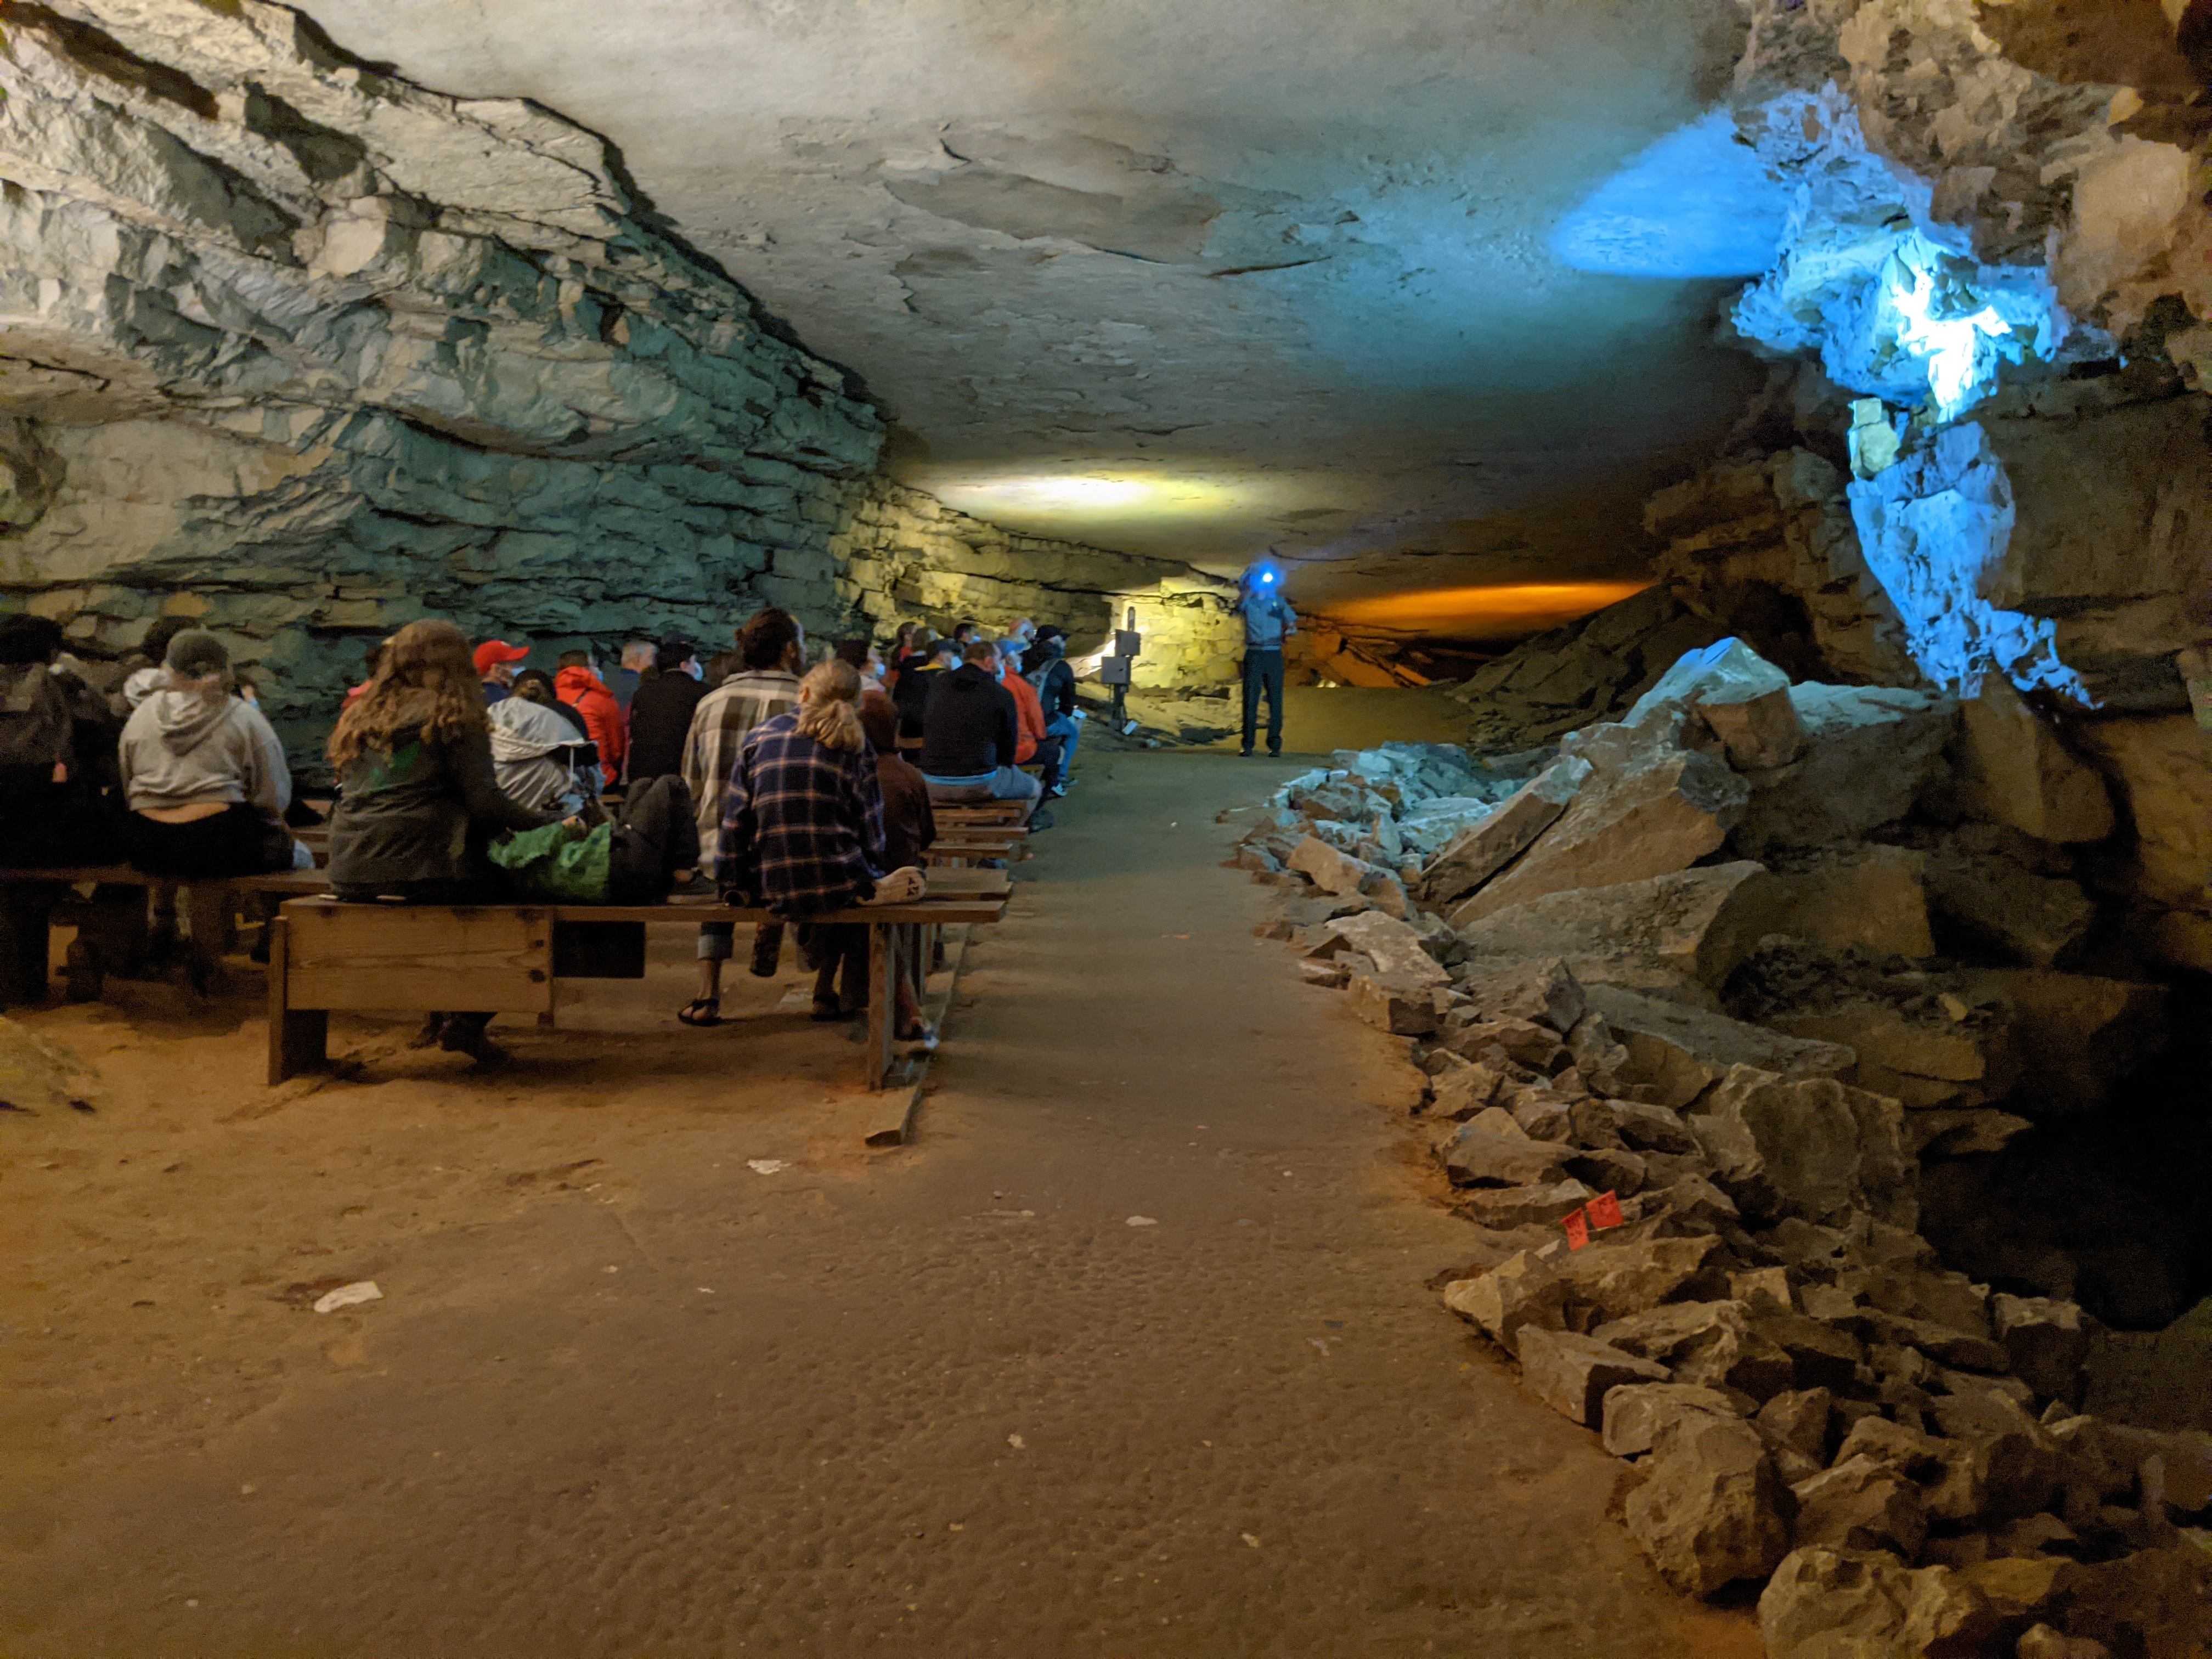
[923,768,1041,803]
[1241,649,1285,754]
[1045,713,1080,775]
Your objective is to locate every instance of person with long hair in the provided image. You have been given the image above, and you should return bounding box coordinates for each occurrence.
[326,619,561,1062]
[717,660,923,1023]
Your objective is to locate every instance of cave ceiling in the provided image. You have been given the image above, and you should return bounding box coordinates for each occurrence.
[297,0,1764,614]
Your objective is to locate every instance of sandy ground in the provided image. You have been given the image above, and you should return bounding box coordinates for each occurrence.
[0,748,1757,1658]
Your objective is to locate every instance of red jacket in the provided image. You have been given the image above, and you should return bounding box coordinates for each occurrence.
[555,665,626,774]
[1000,665,1046,764]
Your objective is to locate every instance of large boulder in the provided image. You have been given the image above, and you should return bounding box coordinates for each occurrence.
[1551,1235,1722,1327]
[1435,1121,1575,1187]
[1451,746,1749,925]
[1732,685,1957,855]
[1956,678,2115,844]
[1759,1548,2000,1659]
[1601,1381,1743,1458]
[1594,1301,1798,1400]
[1455,862,1781,998]
[2075,714,2212,926]
[1585,983,1856,1110]
[1442,1250,1567,1348]
[1623,1414,1792,1596]
[1516,1325,1669,1427]
[1417,755,1589,906]
[1688,1064,1916,1229]
[1790,1455,1928,1558]
[1753,844,1936,960]
[1316,910,1452,986]
[1921,833,2096,968]
[1622,636,1807,770]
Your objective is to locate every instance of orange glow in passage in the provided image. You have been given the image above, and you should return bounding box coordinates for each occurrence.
[1316,581,1652,640]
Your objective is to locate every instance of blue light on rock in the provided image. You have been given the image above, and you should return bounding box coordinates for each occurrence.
[1889,256,2011,422]
[1550,111,1791,279]
[1846,422,2092,703]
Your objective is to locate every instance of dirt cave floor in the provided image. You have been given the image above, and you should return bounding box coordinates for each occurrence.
[0,749,1760,1658]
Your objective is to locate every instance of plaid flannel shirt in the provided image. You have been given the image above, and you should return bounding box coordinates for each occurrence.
[715,713,889,919]
[681,668,801,873]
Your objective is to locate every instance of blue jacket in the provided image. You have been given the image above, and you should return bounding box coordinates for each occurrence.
[1237,591,1299,650]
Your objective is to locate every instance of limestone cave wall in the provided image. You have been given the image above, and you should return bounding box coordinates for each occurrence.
[0,0,1239,765]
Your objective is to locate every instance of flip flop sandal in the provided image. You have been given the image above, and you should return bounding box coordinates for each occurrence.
[676,997,721,1027]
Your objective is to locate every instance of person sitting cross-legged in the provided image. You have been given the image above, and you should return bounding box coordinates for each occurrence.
[716,661,925,1026]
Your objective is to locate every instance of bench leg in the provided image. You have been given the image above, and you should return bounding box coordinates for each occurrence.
[0,883,57,1009]
[865,921,895,1091]
[264,914,328,1085]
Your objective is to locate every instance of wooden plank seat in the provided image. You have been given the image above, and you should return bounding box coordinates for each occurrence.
[934,802,1030,827]
[0,865,334,1005]
[268,887,1007,1092]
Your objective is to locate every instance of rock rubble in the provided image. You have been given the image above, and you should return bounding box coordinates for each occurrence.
[1227,637,2210,1657]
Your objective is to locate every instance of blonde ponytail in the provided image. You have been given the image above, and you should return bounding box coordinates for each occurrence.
[795,660,865,751]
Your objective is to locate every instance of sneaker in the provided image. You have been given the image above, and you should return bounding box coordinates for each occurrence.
[1238,748,1254,758]
[1043,784,1068,800]
[1029,809,1056,831]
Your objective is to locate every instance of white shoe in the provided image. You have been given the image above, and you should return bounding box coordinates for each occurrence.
[862,867,927,905]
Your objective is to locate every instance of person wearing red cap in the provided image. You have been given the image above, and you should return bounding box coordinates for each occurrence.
[474,639,529,705]
[555,648,627,780]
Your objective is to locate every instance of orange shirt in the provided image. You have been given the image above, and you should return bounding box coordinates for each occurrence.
[999,665,1046,764]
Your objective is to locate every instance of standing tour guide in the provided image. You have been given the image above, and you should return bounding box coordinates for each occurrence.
[1233,561,1298,758]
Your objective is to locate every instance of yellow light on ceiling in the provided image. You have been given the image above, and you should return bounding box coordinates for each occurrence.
[928,468,1294,529]
[1317,581,1651,639]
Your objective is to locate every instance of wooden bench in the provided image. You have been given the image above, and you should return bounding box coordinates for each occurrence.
[267,885,1008,1092]
[0,865,332,1004]
[935,802,1031,827]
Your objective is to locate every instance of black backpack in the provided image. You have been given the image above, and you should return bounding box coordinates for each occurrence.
[608,775,701,903]
[0,664,71,792]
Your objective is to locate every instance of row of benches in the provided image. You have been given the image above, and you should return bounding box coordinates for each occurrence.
[1,800,1034,1092]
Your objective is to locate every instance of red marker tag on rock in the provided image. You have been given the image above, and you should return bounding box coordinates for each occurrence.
[1587,1190,1623,1232]
[1562,1209,1590,1251]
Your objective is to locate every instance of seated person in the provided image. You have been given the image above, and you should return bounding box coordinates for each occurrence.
[891,635,955,742]
[916,640,1040,814]
[625,636,709,783]
[716,662,923,1025]
[859,689,935,1043]
[1,614,125,866]
[117,629,300,990]
[119,629,297,879]
[487,687,600,817]
[995,636,1066,796]
[1023,626,1084,786]
[326,619,561,1063]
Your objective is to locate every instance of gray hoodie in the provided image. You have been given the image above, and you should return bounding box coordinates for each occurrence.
[119,686,291,814]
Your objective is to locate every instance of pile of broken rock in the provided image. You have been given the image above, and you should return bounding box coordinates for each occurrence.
[1224,641,2209,1659]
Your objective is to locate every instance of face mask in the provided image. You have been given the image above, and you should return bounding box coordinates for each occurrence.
[685,659,703,680]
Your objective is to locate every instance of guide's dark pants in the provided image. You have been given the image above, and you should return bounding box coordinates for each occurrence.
[1240,648,1285,755]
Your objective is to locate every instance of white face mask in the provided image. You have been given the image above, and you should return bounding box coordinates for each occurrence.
[684,659,703,680]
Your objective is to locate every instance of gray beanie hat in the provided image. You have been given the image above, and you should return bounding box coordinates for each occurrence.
[164,628,230,678]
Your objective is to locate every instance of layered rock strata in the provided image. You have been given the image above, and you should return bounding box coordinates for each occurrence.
[0,0,1241,765]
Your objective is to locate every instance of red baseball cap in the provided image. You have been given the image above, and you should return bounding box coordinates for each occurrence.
[472,639,530,675]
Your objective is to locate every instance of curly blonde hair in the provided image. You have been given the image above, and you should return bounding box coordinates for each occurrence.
[795,659,864,752]
[328,619,490,770]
